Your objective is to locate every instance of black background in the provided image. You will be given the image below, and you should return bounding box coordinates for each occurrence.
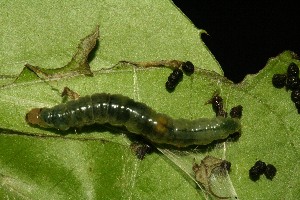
[172,1,300,83]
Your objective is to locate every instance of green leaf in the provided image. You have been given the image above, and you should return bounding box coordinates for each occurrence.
[1,1,299,200]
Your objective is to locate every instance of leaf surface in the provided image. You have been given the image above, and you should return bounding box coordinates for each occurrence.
[0,1,299,199]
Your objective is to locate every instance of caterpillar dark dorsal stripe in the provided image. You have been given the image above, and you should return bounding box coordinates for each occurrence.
[26,93,241,147]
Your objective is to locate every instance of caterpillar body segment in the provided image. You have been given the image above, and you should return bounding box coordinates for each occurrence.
[26,93,241,147]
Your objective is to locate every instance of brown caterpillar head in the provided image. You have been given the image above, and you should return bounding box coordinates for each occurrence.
[25,108,47,127]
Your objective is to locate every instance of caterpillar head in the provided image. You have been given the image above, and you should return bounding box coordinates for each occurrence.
[25,108,48,128]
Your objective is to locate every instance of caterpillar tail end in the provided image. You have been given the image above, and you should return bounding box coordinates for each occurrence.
[226,117,242,138]
[232,117,242,131]
[226,117,242,133]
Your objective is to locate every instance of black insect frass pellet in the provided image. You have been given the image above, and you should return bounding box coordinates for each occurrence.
[249,160,277,181]
[249,160,267,181]
[272,74,287,89]
[169,68,183,81]
[211,95,223,113]
[165,81,176,91]
[210,94,227,117]
[254,160,267,174]
[182,61,194,75]
[264,164,277,180]
[249,166,261,181]
[286,76,300,90]
[165,68,183,91]
[287,62,299,77]
[291,89,300,103]
[230,105,243,119]
[295,101,300,112]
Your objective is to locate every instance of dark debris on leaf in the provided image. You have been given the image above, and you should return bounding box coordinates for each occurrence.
[271,62,300,114]
[254,160,267,174]
[287,62,299,77]
[249,166,261,181]
[182,61,194,75]
[230,105,243,119]
[249,160,277,181]
[265,164,277,180]
[272,74,287,88]
[165,68,183,92]
[130,142,153,160]
[291,89,300,102]
[286,76,300,90]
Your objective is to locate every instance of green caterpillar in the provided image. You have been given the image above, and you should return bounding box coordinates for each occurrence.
[26,93,241,147]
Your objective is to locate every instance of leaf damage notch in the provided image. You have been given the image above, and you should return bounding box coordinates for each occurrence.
[15,26,99,83]
[119,60,195,92]
[193,155,236,199]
